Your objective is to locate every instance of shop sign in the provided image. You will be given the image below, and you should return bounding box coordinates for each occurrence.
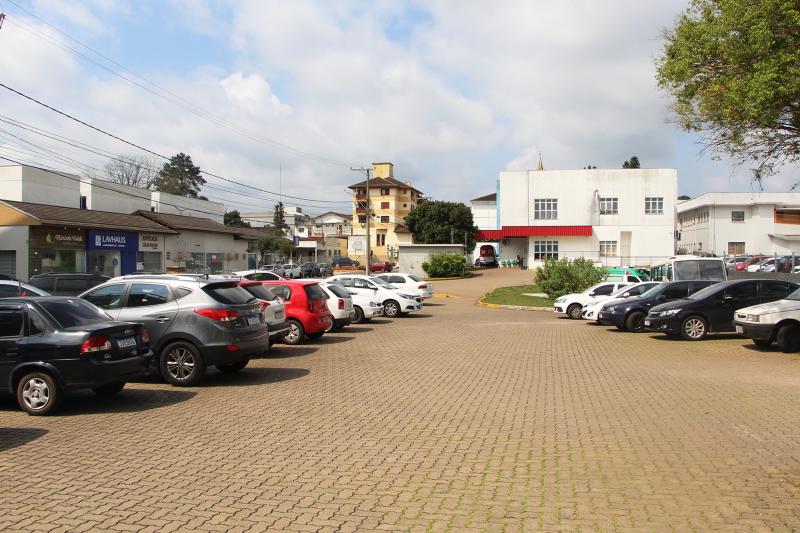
[30,227,86,250]
[348,235,366,253]
[46,231,84,244]
[88,230,137,251]
[139,233,163,252]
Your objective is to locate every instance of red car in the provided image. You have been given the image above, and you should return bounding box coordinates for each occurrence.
[368,261,394,273]
[737,255,768,272]
[260,280,333,345]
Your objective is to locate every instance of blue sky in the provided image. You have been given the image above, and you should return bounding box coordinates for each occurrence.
[0,0,796,216]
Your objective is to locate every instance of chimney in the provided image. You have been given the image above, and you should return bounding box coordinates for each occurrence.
[372,162,394,178]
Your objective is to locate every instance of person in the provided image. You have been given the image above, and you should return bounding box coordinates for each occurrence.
[515,254,522,268]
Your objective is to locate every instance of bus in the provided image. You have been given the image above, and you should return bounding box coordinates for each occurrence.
[649,255,727,282]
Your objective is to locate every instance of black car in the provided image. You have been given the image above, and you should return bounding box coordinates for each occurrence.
[0,297,152,415]
[317,263,333,277]
[28,273,110,296]
[644,279,799,340]
[300,262,320,278]
[598,280,718,332]
[331,257,356,268]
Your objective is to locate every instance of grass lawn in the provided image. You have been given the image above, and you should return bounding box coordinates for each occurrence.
[481,285,553,307]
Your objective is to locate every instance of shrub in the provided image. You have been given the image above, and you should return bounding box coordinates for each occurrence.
[421,253,467,278]
[535,258,607,299]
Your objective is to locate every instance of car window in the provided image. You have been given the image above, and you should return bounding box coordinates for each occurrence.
[724,282,758,299]
[28,309,46,335]
[258,272,279,281]
[593,284,615,296]
[128,283,172,307]
[268,285,292,301]
[38,299,111,328]
[0,284,21,297]
[326,284,351,298]
[409,274,423,282]
[626,276,639,283]
[83,284,126,309]
[203,284,255,305]
[304,284,327,301]
[353,278,374,289]
[174,287,193,300]
[371,277,396,289]
[389,276,405,284]
[761,281,796,301]
[57,278,92,293]
[29,277,54,291]
[242,284,279,301]
[0,307,24,337]
[662,283,689,299]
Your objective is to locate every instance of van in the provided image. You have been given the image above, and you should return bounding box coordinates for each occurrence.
[605,267,649,283]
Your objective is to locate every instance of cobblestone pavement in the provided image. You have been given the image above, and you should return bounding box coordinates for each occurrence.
[2,268,800,532]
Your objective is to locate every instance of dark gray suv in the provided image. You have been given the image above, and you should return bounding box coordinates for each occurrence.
[79,276,268,386]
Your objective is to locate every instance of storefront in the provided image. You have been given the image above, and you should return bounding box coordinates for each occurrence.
[28,227,87,276]
[87,229,138,277]
[138,232,165,272]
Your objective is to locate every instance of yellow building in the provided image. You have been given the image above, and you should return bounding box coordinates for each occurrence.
[348,162,423,262]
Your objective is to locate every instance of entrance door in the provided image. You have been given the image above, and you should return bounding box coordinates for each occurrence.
[0,251,16,277]
[91,251,121,277]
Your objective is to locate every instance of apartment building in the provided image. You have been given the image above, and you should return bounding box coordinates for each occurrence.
[472,168,677,268]
[348,162,422,262]
[677,192,800,255]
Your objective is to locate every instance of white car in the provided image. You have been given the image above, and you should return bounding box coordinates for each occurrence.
[262,264,285,277]
[318,282,355,331]
[326,274,423,318]
[747,258,776,272]
[233,269,283,281]
[282,263,302,279]
[553,281,630,319]
[581,282,660,320]
[734,285,800,351]
[374,273,433,299]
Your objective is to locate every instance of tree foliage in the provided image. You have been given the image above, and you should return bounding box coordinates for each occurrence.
[255,232,293,263]
[421,253,467,278]
[535,258,607,299]
[105,154,159,189]
[154,153,206,197]
[224,209,251,227]
[622,156,640,168]
[404,201,478,253]
[656,0,800,183]
[272,202,289,233]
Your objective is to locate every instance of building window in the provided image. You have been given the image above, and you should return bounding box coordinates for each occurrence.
[728,242,746,255]
[79,196,87,209]
[533,240,559,260]
[533,198,558,220]
[402,189,408,194]
[376,234,386,246]
[731,211,745,222]
[356,188,366,196]
[645,197,664,215]
[380,188,390,195]
[380,216,389,223]
[599,197,618,215]
[403,204,407,208]
[380,202,390,209]
[599,240,618,257]
[358,215,366,224]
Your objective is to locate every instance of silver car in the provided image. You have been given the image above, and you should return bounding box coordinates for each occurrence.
[0,280,50,297]
[238,281,292,342]
[79,275,268,386]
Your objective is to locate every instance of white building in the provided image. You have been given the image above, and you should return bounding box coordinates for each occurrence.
[472,168,677,268]
[470,192,498,263]
[677,192,800,256]
[312,211,353,237]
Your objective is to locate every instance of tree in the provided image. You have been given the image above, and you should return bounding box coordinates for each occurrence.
[678,194,692,200]
[404,201,479,253]
[255,232,293,264]
[105,154,159,189]
[584,165,597,169]
[656,0,800,183]
[622,156,640,169]
[224,210,251,227]
[154,153,206,197]
[272,202,289,233]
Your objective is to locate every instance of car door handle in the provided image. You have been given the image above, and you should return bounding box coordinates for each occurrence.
[155,316,171,323]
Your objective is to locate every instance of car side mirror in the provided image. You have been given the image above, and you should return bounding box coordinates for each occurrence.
[588,291,595,297]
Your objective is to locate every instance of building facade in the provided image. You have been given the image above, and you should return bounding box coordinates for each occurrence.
[473,168,677,268]
[677,192,800,256]
[470,192,499,263]
[348,162,421,262]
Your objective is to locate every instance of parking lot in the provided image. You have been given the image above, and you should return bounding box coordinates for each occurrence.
[2,268,800,532]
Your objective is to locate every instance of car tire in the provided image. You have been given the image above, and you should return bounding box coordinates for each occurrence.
[567,304,582,320]
[624,311,645,332]
[92,382,125,396]
[17,371,61,416]
[680,315,707,340]
[384,300,401,318]
[284,319,305,345]
[217,359,249,373]
[307,331,325,340]
[776,323,800,353]
[352,306,365,324]
[160,341,206,387]
[753,339,772,348]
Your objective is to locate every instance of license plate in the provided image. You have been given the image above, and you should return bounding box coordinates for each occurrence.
[736,325,743,334]
[644,320,650,326]
[247,315,260,325]
[117,337,136,349]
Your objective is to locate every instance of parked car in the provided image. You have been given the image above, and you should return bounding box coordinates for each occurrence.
[747,258,776,272]
[0,272,18,281]
[345,288,384,323]
[28,273,109,296]
[645,279,798,340]
[233,269,283,281]
[261,280,333,345]
[581,282,660,320]
[263,264,286,277]
[375,273,433,299]
[331,257,357,269]
[317,263,333,276]
[0,297,152,415]
[605,267,650,283]
[300,262,320,278]
[80,276,266,386]
[737,255,768,272]
[725,255,749,271]
[282,263,302,279]
[0,280,51,297]
[777,256,800,273]
[554,282,630,320]
[475,245,498,267]
[598,280,718,332]
[368,261,394,273]
[326,274,423,317]
[734,285,800,351]
[238,281,291,343]
[319,282,355,331]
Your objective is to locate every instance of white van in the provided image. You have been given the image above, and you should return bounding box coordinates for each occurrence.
[326,274,423,318]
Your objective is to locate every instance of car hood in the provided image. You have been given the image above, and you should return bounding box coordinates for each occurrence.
[650,298,692,313]
[736,299,800,315]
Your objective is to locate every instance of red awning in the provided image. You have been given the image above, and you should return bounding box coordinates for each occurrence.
[475,226,592,240]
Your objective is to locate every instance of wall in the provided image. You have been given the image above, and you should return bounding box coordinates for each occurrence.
[0,165,81,208]
[152,192,225,223]
[81,178,151,213]
[0,226,30,279]
[165,230,248,273]
[397,244,465,277]
[471,200,497,230]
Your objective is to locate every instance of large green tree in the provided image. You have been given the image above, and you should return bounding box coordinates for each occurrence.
[224,209,251,227]
[656,0,800,183]
[154,153,206,197]
[255,233,293,263]
[622,156,640,169]
[272,202,289,233]
[404,201,478,253]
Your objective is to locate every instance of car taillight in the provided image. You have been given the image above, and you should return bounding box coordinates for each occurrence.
[338,298,345,310]
[139,328,150,345]
[195,308,238,322]
[259,300,270,308]
[81,335,111,354]
[418,284,428,289]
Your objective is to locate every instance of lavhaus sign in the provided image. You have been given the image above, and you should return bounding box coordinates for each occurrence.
[87,230,137,251]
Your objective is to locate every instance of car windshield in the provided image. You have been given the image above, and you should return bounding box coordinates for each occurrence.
[409,274,423,282]
[283,264,293,269]
[687,283,724,300]
[639,284,665,298]
[326,284,351,298]
[242,284,280,301]
[38,298,111,328]
[371,277,396,289]
[674,259,725,280]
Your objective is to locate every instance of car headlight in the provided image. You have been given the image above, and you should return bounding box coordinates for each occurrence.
[399,293,415,300]
[555,297,565,303]
[370,301,379,307]
[605,306,616,312]
[658,309,681,317]
[746,314,760,322]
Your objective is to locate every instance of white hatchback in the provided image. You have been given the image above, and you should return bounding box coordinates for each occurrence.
[318,282,355,331]
[581,282,660,320]
[326,274,423,318]
[553,281,630,319]
[375,273,433,299]
[282,263,302,279]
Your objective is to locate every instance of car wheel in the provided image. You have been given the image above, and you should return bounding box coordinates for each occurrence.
[307,331,325,339]
[753,339,772,348]
[567,304,582,320]
[92,382,125,396]
[352,306,365,324]
[17,372,61,416]
[776,323,800,353]
[160,341,206,386]
[625,311,646,332]
[217,359,249,373]
[384,299,401,318]
[284,319,305,345]
[681,315,707,340]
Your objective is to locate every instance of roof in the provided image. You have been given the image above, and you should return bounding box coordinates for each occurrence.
[348,176,422,194]
[394,224,411,234]
[0,200,177,233]
[136,210,262,238]
[471,193,496,202]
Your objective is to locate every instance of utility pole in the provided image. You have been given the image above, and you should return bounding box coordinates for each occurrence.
[351,166,371,276]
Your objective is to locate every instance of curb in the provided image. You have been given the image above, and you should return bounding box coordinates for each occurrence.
[432,293,459,299]
[476,298,553,312]
[424,274,473,281]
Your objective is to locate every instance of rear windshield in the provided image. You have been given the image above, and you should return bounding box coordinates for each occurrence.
[304,284,327,301]
[409,274,423,282]
[675,260,725,280]
[242,284,280,301]
[38,298,110,328]
[371,277,396,289]
[203,283,256,305]
[326,284,351,298]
